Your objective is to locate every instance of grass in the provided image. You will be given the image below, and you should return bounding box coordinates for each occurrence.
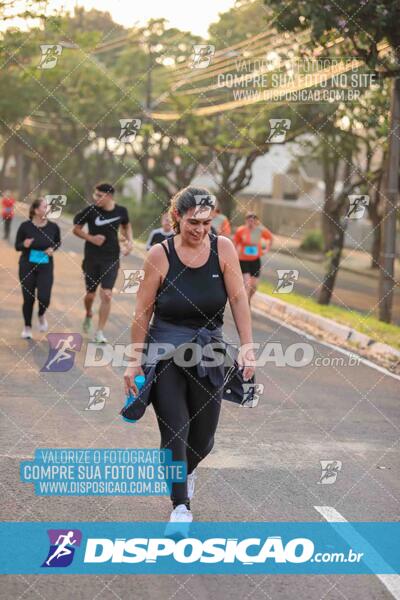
[258,281,400,351]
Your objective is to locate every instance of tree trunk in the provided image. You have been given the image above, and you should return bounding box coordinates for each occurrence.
[367,167,384,269]
[318,211,346,304]
[369,208,382,269]
[16,153,32,202]
[216,187,233,218]
[0,141,11,189]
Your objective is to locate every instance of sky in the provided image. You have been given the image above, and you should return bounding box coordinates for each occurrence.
[45,0,237,37]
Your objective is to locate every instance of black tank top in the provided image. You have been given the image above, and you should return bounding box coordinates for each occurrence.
[154,233,228,330]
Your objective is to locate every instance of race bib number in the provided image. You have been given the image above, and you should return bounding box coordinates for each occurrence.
[244,245,258,256]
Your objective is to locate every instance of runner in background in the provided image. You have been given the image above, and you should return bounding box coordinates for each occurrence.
[211,205,231,237]
[146,213,174,250]
[72,182,133,343]
[233,212,273,305]
[15,198,61,339]
[2,190,16,240]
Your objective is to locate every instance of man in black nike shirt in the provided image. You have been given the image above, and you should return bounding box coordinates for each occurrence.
[73,182,133,343]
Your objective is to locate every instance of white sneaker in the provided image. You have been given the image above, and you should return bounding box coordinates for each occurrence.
[169,504,193,523]
[38,316,48,332]
[187,470,197,500]
[94,330,107,344]
[21,326,33,339]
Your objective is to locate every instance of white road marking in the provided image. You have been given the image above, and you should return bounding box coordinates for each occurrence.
[252,307,400,382]
[315,506,400,599]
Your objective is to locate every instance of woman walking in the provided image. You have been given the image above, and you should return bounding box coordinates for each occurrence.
[15,198,61,339]
[123,187,255,523]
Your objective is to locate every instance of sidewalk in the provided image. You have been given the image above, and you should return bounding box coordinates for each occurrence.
[272,233,400,282]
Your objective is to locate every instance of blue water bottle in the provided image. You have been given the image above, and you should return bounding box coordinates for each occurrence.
[122,374,146,423]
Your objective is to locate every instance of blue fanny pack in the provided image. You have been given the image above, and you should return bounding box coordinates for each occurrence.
[29,249,49,264]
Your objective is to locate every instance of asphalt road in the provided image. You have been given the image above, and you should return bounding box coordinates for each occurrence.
[0,218,399,599]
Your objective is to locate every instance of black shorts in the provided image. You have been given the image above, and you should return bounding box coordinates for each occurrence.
[82,257,120,292]
[239,258,261,278]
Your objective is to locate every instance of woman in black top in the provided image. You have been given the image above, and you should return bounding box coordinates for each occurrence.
[15,198,61,339]
[124,187,255,523]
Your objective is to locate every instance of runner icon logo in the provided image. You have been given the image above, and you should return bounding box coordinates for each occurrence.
[193,194,216,218]
[38,45,62,69]
[85,386,110,411]
[41,529,82,568]
[191,45,215,69]
[275,270,299,294]
[44,195,67,219]
[118,119,142,143]
[317,460,342,484]
[267,119,291,143]
[121,269,145,294]
[242,383,264,407]
[347,195,369,219]
[41,333,82,372]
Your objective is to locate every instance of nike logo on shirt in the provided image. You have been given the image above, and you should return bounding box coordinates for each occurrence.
[94,216,121,226]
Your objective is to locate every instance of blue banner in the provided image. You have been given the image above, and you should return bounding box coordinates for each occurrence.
[0,522,399,574]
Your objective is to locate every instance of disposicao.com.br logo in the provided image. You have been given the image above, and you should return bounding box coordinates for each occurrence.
[0,522,396,575]
[84,535,319,565]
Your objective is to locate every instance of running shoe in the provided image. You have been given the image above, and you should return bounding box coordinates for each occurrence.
[187,469,197,500]
[38,316,48,332]
[82,316,92,334]
[169,504,193,523]
[21,326,33,339]
[94,330,107,344]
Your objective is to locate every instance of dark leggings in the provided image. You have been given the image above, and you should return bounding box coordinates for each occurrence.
[152,356,222,507]
[19,259,54,327]
[3,218,12,240]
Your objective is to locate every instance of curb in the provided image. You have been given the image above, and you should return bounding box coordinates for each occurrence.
[253,290,400,362]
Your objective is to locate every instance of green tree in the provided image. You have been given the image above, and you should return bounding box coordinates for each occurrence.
[264,0,400,318]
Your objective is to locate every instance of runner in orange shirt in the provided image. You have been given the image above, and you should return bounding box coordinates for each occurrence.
[2,190,16,241]
[233,212,273,304]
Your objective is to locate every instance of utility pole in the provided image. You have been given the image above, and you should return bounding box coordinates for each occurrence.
[141,41,152,203]
[379,73,400,323]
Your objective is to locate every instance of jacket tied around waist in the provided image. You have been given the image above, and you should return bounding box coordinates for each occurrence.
[120,317,257,422]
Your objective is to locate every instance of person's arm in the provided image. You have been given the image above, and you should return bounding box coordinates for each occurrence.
[123,244,166,396]
[44,224,61,256]
[232,226,241,246]
[119,208,133,255]
[72,208,105,247]
[261,227,273,252]
[15,222,33,252]
[53,224,61,250]
[218,236,255,381]
[120,222,133,255]
[15,222,25,251]
[232,226,242,257]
